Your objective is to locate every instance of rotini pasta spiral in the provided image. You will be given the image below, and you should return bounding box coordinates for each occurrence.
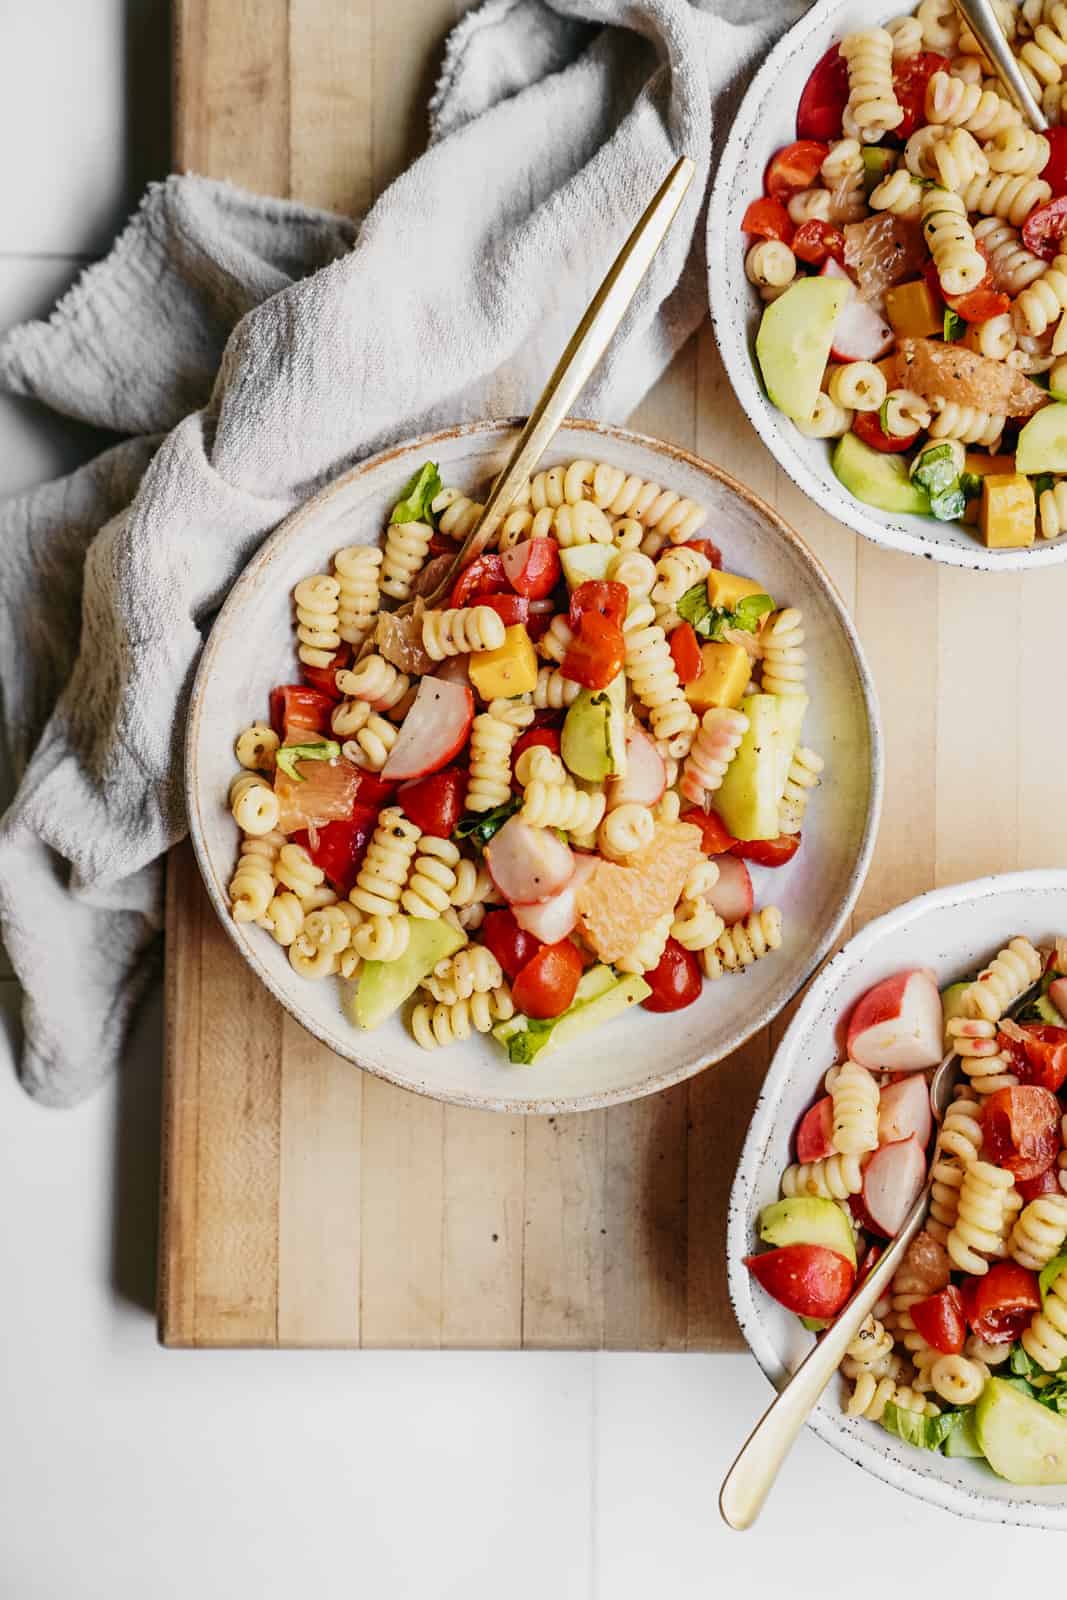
[261,890,304,946]
[782,1150,864,1201]
[275,841,327,906]
[336,654,410,711]
[671,898,725,954]
[533,665,581,709]
[521,779,606,834]
[425,945,503,1005]
[597,802,656,861]
[787,188,833,226]
[917,0,958,53]
[1038,479,1067,539]
[947,1016,1019,1097]
[702,908,784,980]
[431,487,483,541]
[333,545,382,646]
[292,574,341,669]
[939,1091,984,1166]
[961,169,1052,226]
[538,614,574,665]
[514,744,567,789]
[928,1353,989,1406]
[341,711,397,772]
[289,904,354,980]
[869,167,924,218]
[887,14,923,58]
[760,609,806,697]
[611,517,646,552]
[1019,2,1067,89]
[830,1060,880,1156]
[234,722,279,773]
[616,910,674,976]
[549,500,615,548]
[984,124,1050,176]
[924,70,1020,139]
[822,137,868,222]
[351,912,411,963]
[947,1161,1019,1274]
[622,601,696,745]
[922,186,986,293]
[841,28,904,142]
[680,708,749,805]
[652,545,711,607]
[449,859,495,914]
[841,1314,896,1378]
[380,519,433,601]
[964,312,1017,362]
[927,1153,965,1245]
[579,462,707,543]
[847,1375,938,1422]
[229,829,284,922]
[608,549,657,598]
[1014,252,1067,336]
[466,702,533,813]
[1009,1193,1067,1271]
[779,746,824,835]
[349,806,421,917]
[1022,1265,1067,1371]
[745,240,798,299]
[411,985,515,1048]
[422,605,507,660]
[883,389,932,436]
[400,835,460,919]
[963,935,1044,1022]
[827,361,887,413]
[928,398,1005,447]
[229,772,281,837]
[795,392,854,439]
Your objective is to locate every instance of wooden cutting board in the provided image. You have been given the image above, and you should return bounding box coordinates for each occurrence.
[159,0,1067,1349]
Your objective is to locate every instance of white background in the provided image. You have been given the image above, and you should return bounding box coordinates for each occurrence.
[0,3,1062,1593]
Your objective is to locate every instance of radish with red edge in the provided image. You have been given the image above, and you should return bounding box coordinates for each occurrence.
[877,1074,933,1148]
[1050,975,1067,1018]
[381,677,474,781]
[485,815,574,906]
[512,856,595,944]
[822,257,894,362]
[795,1096,834,1163]
[846,969,944,1072]
[862,1135,927,1237]
[606,723,666,809]
[705,854,753,924]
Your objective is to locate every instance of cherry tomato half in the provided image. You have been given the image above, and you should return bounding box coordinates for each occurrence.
[561,612,626,691]
[449,552,510,609]
[731,833,802,869]
[1042,126,1067,198]
[765,140,830,199]
[999,1023,1067,1094]
[511,939,584,1020]
[291,813,376,897]
[852,409,916,454]
[481,908,542,984]
[641,937,702,1012]
[680,807,738,855]
[982,1084,1061,1182]
[923,259,1008,324]
[1023,194,1067,261]
[745,1243,854,1319]
[893,51,950,139]
[301,644,350,700]
[351,770,398,811]
[569,580,628,631]
[796,44,850,142]
[741,196,794,244]
[269,684,336,740]
[910,1286,966,1356]
[792,219,847,267]
[967,1261,1041,1345]
[668,621,703,685]
[473,592,530,626]
[396,767,467,837]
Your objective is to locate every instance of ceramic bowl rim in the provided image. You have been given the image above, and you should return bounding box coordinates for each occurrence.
[184,415,884,1115]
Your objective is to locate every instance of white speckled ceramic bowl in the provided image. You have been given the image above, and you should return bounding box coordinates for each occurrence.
[186,418,881,1114]
[728,868,1067,1527]
[708,0,1067,572]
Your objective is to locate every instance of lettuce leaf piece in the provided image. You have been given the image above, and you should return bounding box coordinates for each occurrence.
[676,582,773,641]
[275,739,341,782]
[453,796,521,849]
[390,461,442,526]
[912,442,960,497]
[1040,1254,1067,1305]
[880,1402,957,1452]
[732,592,775,632]
[943,308,965,343]
[1011,1342,1041,1378]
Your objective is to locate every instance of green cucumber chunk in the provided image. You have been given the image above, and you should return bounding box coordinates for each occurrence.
[759,1196,857,1268]
[560,671,627,782]
[756,276,850,423]
[350,918,464,1030]
[1017,403,1067,474]
[832,433,932,516]
[714,693,787,841]
[560,545,616,588]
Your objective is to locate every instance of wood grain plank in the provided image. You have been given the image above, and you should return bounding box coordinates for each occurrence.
[603,1086,689,1351]
[441,1108,524,1349]
[371,0,458,197]
[359,1075,445,1347]
[522,1112,606,1348]
[174,0,290,192]
[290,0,373,216]
[158,843,204,1346]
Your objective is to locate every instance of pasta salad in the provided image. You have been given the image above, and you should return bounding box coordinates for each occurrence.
[742,1,1067,549]
[744,935,1067,1484]
[224,457,824,1062]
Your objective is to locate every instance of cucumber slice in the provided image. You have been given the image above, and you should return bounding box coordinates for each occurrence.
[832,433,932,515]
[759,1196,857,1268]
[1017,403,1067,474]
[756,276,850,423]
[975,1378,1067,1485]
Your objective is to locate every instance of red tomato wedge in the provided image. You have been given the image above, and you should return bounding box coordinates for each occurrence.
[680,807,738,855]
[967,1262,1041,1344]
[745,1243,855,1319]
[511,939,584,1020]
[668,621,702,685]
[892,51,950,139]
[641,938,702,1012]
[792,218,847,267]
[999,1023,1067,1093]
[475,593,529,626]
[731,833,801,868]
[270,684,335,740]
[301,645,349,700]
[741,196,794,244]
[500,537,560,599]
[765,140,830,199]
[569,580,628,630]
[922,260,1008,324]
[449,552,510,609]
[561,612,626,691]
[274,758,362,834]
[291,813,375,896]
[909,1286,966,1356]
[1042,126,1067,197]
[1023,195,1067,261]
[796,44,849,142]
[682,537,722,569]
[396,766,467,837]
[852,409,916,454]
[982,1085,1061,1181]
[481,908,543,983]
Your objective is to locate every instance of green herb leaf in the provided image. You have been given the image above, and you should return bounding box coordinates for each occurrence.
[929,485,966,522]
[390,461,442,526]
[879,396,892,435]
[943,308,965,343]
[1040,1254,1067,1306]
[960,471,983,501]
[880,1403,957,1453]
[1011,1342,1040,1378]
[275,739,341,782]
[1034,473,1056,501]
[676,581,716,634]
[505,1019,555,1065]
[912,442,960,497]
[454,796,521,849]
[732,592,775,633]
[676,581,773,641]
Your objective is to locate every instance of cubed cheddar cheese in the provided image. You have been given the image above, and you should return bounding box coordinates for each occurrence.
[980,473,1036,549]
[467,624,538,699]
[962,452,1016,524]
[706,569,768,611]
[884,279,942,341]
[685,641,752,712]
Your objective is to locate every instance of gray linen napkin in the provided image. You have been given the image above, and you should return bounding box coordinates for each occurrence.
[0,0,802,1105]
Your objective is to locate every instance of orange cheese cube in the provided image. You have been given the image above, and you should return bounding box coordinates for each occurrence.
[885,279,942,340]
[468,624,538,699]
[980,473,1036,549]
[706,569,768,611]
[963,452,1016,523]
[685,641,752,712]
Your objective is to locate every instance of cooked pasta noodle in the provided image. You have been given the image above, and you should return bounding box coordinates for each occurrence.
[598,802,656,861]
[333,545,382,646]
[426,946,504,1005]
[680,708,749,805]
[336,654,410,711]
[779,747,824,834]
[622,601,697,746]
[1009,1193,1067,1271]
[234,722,279,773]
[293,574,341,669]
[466,701,534,812]
[229,829,284,922]
[422,605,507,660]
[928,398,1005,447]
[841,28,903,142]
[702,908,784,980]
[787,188,833,226]
[229,771,280,836]
[827,361,887,412]
[963,935,1044,1022]
[342,711,397,771]
[1022,1265,1067,1371]
[869,167,924,218]
[782,1150,863,1201]
[882,388,932,436]
[432,487,483,541]
[961,169,1052,225]
[947,1016,1019,1097]
[380,518,433,601]
[261,890,304,946]
[532,665,581,709]
[830,1060,880,1156]
[400,836,461,919]
[947,1161,1019,1274]
[411,985,515,1048]
[349,806,421,918]
[922,185,986,292]
[795,392,853,439]
[760,609,806,697]
[521,779,606,834]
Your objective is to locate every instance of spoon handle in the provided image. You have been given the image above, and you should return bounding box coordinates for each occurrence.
[417,155,695,610]
[951,0,1048,129]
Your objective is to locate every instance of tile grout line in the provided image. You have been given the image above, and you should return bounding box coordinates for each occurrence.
[589,1355,599,1600]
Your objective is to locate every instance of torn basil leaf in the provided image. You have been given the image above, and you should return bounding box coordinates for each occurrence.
[275,739,341,782]
[390,461,442,526]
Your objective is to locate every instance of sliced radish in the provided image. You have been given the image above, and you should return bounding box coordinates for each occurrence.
[862,1135,927,1237]
[512,856,595,943]
[877,1074,933,1149]
[1049,976,1067,1018]
[847,970,944,1073]
[606,724,666,809]
[796,1095,834,1163]
[381,677,473,781]
[485,816,575,906]
[822,256,894,361]
[705,854,753,924]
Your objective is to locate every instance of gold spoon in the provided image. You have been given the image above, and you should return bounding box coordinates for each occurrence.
[719,973,1046,1531]
[951,0,1048,129]
[397,154,696,617]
